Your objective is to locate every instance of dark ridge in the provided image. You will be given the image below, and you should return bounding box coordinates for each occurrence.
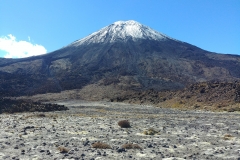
[0,98,68,114]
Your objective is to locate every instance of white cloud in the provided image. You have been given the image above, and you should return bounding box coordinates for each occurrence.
[0,34,47,58]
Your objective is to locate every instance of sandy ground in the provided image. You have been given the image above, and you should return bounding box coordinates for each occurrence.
[0,100,240,160]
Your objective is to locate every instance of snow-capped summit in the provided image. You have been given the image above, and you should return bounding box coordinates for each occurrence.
[70,20,171,46]
[2,19,240,98]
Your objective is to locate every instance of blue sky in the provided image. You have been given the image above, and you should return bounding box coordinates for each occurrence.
[0,0,239,58]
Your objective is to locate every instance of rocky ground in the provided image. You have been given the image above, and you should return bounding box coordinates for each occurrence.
[0,100,240,160]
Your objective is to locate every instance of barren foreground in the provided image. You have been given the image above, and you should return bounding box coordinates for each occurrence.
[0,100,240,160]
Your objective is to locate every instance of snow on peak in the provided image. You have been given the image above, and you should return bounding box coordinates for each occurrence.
[113,20,141,25]
[70,20,172,46]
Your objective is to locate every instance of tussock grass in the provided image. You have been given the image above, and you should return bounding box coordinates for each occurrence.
[24,113,46,119]
[122,143,142,150]
[143,128,160,135]
[223,134,234,140]
[57,146,69,153]
[92,142,111,149]
[118,120,131,128]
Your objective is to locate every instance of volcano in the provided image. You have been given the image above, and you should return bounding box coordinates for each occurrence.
[1,20,240,97]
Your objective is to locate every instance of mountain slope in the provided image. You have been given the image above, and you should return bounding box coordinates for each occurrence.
[0,20,240,97]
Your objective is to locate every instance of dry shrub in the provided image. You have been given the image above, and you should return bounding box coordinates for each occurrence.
[57,146,69,153]
[227,107,240,112]
[122,143,142,150]
[223,134,234,140]
[36,113,46,117]
[143,128,160,135]
[118,120,131,128]
[92,142,111,149]
[24,113,46,119]
[194,104,201,109]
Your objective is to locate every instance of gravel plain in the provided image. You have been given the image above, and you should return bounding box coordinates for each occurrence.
[0,100,240,160]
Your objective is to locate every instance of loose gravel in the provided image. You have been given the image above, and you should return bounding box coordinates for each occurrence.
[0,100,239,160]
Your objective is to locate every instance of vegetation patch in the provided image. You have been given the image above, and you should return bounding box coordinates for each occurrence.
[143,128,160,135]
[92,142,111,149]
[223,134,234,140]
[118,120,131,128]
[122,143,142,150]
[57,146,69,153]
[226,107,240,112]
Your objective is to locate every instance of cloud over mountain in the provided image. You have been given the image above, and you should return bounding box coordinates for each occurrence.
[0,34,47,58]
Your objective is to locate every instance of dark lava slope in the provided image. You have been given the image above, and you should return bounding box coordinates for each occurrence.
[0,20,240,97]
